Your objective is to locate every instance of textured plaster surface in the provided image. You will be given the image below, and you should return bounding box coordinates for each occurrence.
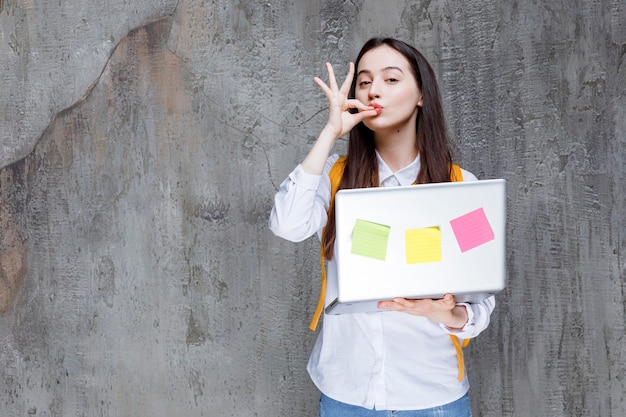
[1,0,625,416]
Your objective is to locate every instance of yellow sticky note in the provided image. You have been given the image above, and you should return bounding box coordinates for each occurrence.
[351,219,390,261]
[405,226,442,264]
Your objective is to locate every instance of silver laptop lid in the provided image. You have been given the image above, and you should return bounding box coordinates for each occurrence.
[328,179,506,314]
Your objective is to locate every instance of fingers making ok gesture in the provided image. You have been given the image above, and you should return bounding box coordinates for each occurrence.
[314,62,380,140]
[300,62,380,175]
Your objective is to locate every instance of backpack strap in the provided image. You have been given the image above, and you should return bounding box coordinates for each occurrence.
[450,163,463,182]
[327,157,347,212]
[310,158,470,382]
[309,157,346,331]
[450,333,471,381]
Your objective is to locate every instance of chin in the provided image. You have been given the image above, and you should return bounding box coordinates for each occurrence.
[362,118,386,132]
[363,120,401,135]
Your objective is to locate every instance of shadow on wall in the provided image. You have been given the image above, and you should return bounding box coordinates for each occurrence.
[0,161,29,314]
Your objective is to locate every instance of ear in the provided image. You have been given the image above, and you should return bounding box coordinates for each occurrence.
[417,97,423,107]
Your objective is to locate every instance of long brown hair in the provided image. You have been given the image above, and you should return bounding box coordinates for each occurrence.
[322,38,454,260]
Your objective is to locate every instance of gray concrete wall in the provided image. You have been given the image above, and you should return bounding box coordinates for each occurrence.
[0,0,624,416]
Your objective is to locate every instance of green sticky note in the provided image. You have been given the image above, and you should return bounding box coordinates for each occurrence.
[350,219,391,261]
[405,226,442,264]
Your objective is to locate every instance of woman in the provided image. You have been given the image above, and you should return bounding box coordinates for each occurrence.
[269,38,495,416]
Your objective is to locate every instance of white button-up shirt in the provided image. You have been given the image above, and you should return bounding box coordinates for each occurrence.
[269,153,495,410]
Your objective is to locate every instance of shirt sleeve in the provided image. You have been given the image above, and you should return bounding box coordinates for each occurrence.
[268,155,340,242]
[460,168,478,182]
[441,296,496,339]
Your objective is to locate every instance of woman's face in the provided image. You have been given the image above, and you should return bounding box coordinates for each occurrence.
[355,45,423,134]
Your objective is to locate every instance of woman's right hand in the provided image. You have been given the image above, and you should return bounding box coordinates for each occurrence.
[314,62,380,140]
[300,63,380,176]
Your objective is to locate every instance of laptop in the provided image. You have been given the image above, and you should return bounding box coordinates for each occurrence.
[325,179,506,315]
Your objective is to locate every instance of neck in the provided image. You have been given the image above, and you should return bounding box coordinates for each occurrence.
[374,131,418,172]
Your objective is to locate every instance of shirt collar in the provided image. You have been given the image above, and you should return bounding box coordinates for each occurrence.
[376,150,421,187]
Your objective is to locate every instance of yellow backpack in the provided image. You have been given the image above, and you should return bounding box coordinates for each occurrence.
[310,156,470,382]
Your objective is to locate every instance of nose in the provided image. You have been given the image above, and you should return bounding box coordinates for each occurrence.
[368,78,381,100]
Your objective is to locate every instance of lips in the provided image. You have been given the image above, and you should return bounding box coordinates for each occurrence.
[369,102,383,114]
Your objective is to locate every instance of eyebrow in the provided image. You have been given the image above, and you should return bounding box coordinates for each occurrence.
[357,66,405,76]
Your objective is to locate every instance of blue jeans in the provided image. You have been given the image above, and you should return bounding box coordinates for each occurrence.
[319,393,472,417]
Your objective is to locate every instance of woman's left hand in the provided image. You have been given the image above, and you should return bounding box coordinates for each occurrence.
[378,293,469,329]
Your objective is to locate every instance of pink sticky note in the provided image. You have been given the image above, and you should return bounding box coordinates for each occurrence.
[449,208,495,253]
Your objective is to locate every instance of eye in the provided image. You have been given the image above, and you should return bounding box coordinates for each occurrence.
[358,80,371,87]
[387,78,398,84]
